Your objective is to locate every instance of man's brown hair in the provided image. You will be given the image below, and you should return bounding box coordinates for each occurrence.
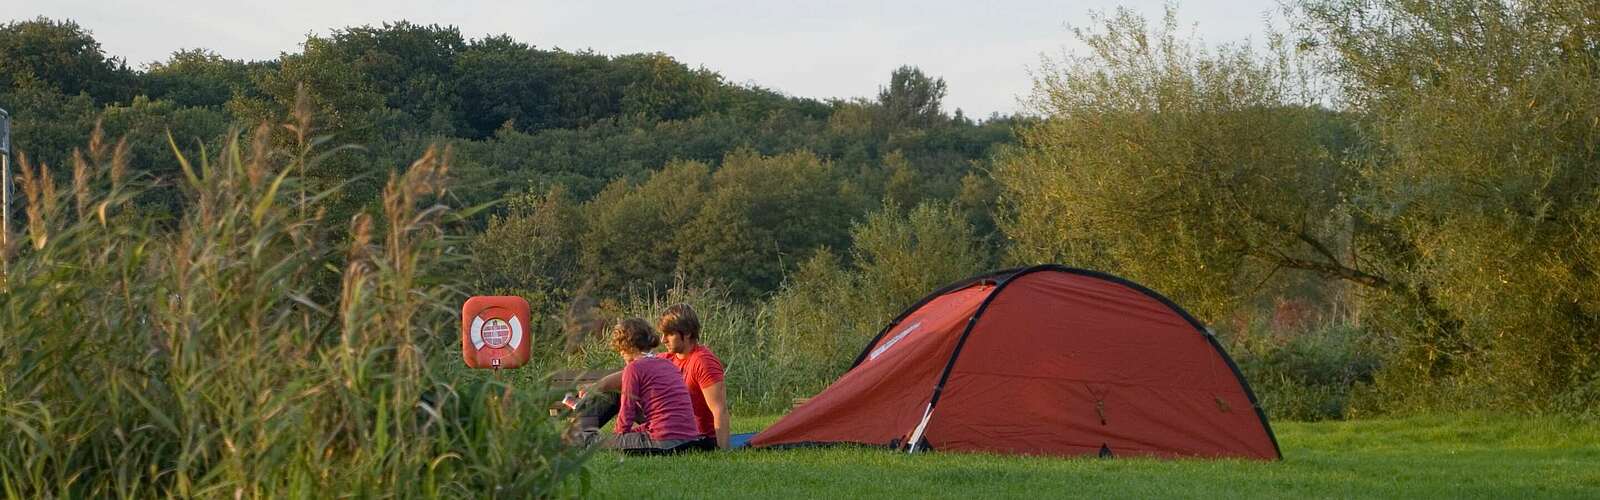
[609,317,659,353]
[657,304,701,341]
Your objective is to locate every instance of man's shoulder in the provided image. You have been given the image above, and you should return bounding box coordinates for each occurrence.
[687,346,724,384]
[691,345,723,365]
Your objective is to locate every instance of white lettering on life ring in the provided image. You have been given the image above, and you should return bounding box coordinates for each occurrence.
[482,318,512,348]
[471,315,526,351]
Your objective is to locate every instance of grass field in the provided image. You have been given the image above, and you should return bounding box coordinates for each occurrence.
[585,413,1600,498]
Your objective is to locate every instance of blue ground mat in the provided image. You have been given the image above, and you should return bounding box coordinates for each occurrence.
[730,432,756,449]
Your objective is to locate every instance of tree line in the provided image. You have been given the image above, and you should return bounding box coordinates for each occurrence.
[0,17,1020,301]
[5,0,1598,419]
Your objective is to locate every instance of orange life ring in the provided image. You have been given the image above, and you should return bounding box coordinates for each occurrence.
[461,296,532,369]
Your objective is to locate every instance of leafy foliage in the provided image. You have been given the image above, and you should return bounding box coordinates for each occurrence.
[580,159,712,295]
[677,150,856,298]
[997,7,1358,321]
[1001,2,1600,415]
[1,17,1015,302]
[143,49,257,108]
[1294,0,1600,413]
[0,17,135,103]
[877,65,949,129]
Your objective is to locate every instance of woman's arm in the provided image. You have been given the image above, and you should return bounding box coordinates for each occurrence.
[615,364,639,434]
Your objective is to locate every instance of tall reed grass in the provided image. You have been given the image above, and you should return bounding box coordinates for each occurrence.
[513,278,796,413]
[533,202,992,415]
[0,90,589,497]
[542,266,932,415]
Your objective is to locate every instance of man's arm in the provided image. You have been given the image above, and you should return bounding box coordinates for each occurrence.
[701,381,730,449]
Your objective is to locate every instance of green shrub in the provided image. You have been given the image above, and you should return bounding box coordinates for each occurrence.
[766,249,873,400]
[469,184,585,310]
[996,1,1600,415]
[1298,0,1600,413]
[994,6,1353,322]
[1222,320,1381,421]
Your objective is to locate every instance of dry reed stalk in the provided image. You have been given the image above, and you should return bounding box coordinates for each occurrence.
[247,123,271,189]
[339,212,373,337]
[87,119,106,160]
[110,137,128,189]
[72,149,90,220]
[17,153,49,249]
[38,159,57,227]
[377,143,453,379]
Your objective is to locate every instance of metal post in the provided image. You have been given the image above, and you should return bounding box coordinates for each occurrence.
[1,107,10,255]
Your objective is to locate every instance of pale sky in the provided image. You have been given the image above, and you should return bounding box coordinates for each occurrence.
[11,0,1283,118]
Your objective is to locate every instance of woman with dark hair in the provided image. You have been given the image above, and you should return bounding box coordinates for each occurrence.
[574,318,708,453]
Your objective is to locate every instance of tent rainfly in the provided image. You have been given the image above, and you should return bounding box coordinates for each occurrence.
[750,265,1282,460]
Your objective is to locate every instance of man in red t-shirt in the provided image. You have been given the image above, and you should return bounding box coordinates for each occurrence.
[656,304,730,449]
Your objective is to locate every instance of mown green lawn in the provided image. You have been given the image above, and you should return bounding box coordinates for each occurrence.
[585,413,1600,498]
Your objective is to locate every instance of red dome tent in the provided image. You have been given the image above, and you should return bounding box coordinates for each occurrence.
[750,265,1281,460]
